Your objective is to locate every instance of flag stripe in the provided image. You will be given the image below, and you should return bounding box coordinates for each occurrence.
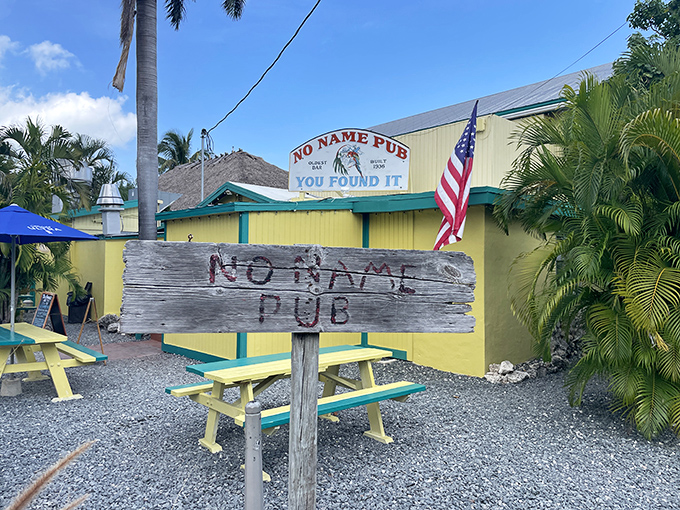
[434,101,478,250]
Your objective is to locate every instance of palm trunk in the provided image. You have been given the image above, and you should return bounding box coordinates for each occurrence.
[136,0,158,241]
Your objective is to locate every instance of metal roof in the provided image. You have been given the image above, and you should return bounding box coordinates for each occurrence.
[369,63,614,137]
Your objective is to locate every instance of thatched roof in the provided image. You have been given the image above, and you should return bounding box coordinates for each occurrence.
[158,150,289,211]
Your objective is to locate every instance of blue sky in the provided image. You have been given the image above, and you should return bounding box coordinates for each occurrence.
[0,0,638,181]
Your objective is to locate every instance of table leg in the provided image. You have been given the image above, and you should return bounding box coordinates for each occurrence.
[199,381,226,453]
[16,346,49,382]
[358,360,393,444]
[319,365,340,423]
[41,344,83,402]
[0,346,10,376]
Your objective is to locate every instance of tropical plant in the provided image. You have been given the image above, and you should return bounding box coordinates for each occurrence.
[494,45,680,439]
[158,128,199,173]
[113,0,246,240]
[70,133,120,204]
[0,118,90,321]
[0,117,80,213]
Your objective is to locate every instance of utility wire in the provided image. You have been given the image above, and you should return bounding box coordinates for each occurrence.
[500,20,628,113]
[207,0,323,134]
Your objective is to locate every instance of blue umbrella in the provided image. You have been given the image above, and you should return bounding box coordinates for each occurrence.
[0,204,98,333]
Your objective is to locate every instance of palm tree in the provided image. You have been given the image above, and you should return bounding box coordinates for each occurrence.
[0,118,89,321]
[493,46,680,438]
[158,128,199,173]
[0,117,76,214]
[113,0,246,240]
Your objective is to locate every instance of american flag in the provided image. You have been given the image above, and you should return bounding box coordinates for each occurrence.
[434,101,478,250]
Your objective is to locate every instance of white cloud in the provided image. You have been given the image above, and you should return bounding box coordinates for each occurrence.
[27,40,77,74]
[0,87,136,148]
[0,35,19,65]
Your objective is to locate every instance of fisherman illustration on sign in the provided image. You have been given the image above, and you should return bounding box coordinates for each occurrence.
[333,144,364,177]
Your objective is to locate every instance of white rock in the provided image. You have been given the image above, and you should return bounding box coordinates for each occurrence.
[488,363,500,373]
[498,360,514,375]
[484,373,503,384]
[107,322,120,333]
[506,371,530,383]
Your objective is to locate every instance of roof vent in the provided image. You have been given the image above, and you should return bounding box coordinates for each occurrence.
[96,183,124,208]
[97,184,124,236]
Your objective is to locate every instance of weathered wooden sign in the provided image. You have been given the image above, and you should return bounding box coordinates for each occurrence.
[120,241,476,334]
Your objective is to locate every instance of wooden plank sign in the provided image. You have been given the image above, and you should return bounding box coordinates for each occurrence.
[32,292,66,336]
[120,241,476,334]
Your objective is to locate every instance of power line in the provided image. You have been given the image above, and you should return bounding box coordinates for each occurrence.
[207,0,323,134]
[500,20,628,113]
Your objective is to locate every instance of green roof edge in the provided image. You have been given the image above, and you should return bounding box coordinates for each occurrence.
[156,187,503,221]
[197,181,279,207]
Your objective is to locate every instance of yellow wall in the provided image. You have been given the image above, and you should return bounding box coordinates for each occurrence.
[394,115,517,193]
[55,238,128,319]
[163,213,241,359]
[483,209,538,366]
[367,206,488,376]
[165,213,240,242]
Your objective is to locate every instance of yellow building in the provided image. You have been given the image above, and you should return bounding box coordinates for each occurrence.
[62,63,613,377]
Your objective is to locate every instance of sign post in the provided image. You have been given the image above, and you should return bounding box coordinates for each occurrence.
[120,240,476,509]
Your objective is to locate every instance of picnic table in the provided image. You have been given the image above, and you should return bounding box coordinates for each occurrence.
[166,344,425,455]
[0,323,107,402]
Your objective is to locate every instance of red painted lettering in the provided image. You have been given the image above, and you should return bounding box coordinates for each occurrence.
[330,133,341,145]
[294,255,321,283]
[317,137,329,149]
[399,264,416,294]
[293,149,304,164]
[209,254,237,283]
[331,297,349,324]
[259,294,281,323]
[385,140,396,154]
[396,146,408,160]
[247,256,273,285]
[328,260,355,289]
[303,144,313,156]
[294,297,321,328]
[357,132,368,144]
[373,135,385,148]
[360,262,395,290]
[341,131,356,142]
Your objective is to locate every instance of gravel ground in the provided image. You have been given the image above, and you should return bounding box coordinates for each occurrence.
[1,322,679,509]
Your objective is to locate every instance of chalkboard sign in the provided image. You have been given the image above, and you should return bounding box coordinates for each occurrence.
[32,292,67,336]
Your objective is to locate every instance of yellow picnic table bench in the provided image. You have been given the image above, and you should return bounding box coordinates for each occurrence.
[166,344,425,454]
[0,323,107,402]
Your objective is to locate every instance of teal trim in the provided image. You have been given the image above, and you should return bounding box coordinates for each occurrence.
[362,214,370,248]
[364,343,408,360]
[238,212,249,244]
[69,200,139,218]
[0,329,36,345]
[198,182,281,207]
[494,98,565,118]
[258,383,426,429]
[157,187,504,222]
[187,344,370,376]
[235,212,249,357]
[161,343,227,363]
[361,332,368,347]
[236,332,247,359]
[60,340,108,362]
[164,381,212,394]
